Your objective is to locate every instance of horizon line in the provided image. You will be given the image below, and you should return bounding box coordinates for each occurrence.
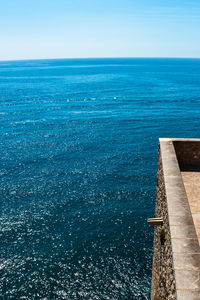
[0,56,200,62]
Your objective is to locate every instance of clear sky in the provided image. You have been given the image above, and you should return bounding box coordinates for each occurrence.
[0,0,200,60]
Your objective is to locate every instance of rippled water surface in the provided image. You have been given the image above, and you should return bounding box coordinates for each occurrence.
[1,58,200,299]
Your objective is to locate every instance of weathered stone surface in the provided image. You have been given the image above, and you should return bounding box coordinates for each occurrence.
[173,253,200,271]
[176,290,200,299]
[151,147,176,300]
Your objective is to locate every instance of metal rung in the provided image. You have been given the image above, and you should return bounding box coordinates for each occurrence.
[147,218,163,226]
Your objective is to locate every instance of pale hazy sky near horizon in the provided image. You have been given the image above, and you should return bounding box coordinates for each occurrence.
[0,0,200,60]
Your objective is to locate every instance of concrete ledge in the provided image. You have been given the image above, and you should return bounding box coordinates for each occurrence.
[161,138,200,298]
[151,138,200,299]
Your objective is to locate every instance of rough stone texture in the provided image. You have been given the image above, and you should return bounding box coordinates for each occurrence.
[151,147,176,300]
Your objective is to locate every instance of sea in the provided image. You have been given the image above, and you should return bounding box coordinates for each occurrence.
[0,58,200,299]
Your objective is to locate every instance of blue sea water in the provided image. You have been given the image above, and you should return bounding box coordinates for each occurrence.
[0,58,200,299]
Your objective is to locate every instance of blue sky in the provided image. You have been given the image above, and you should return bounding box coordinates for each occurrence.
[0,0,200,60]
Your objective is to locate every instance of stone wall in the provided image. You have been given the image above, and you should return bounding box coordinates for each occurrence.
[151,138,200,300]
[173,141,200,170]
[151,148,176,300]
